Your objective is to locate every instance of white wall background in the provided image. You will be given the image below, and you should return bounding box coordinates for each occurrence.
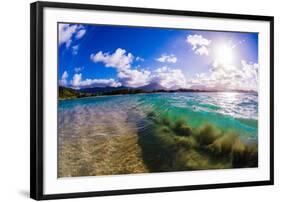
[0,0,279,201]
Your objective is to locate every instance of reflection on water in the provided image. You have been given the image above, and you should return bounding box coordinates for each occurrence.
[58,92,258,177]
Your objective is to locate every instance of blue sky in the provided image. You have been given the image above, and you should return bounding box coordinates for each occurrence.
[58,23,258,91]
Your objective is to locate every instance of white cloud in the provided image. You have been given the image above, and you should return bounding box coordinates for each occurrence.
[72,45,79,55]
[90,48,134,71]
[59,24,76,48]
[118,69,151,88]
[241,60,258,90]
[91,48,151,87]
[136,56,144,62]
[189,60,258,91]
[195,46,209,56]
[82,45,258,91]
[75,29,86,39]
[71,73,82,87]
[90,49,225,89]
[74,66,84,73]
[152,66,187,89]
[59,71,68,86]
[156,54,177,63]
[186,35,211,56]
[241,60,258,79]
[59,23,86,48]
[71,73,121,89]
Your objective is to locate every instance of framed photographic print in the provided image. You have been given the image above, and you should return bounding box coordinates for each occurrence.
[30,1,274,200]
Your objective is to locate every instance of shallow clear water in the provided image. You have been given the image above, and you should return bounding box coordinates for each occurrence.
[58,92,258,140]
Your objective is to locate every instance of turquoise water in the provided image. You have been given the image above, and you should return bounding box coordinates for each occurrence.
[59,92,258,140]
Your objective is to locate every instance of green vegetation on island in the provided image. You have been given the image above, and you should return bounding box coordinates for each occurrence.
[59,86,148,100]
[59,86,258,100]
[59,86,92,100]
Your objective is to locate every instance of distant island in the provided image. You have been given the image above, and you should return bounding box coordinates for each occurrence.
[59,83,257,100]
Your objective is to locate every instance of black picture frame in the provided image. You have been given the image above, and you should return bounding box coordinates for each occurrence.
[30,1,274,200]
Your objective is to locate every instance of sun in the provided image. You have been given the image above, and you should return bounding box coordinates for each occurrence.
[214,44,234,65]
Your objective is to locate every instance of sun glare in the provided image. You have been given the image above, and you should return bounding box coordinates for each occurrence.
[215,44,234,65]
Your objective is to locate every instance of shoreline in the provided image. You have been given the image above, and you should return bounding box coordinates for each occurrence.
[59,90,258,101]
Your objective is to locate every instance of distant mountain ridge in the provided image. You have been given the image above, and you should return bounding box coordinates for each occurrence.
[80,86,128,94]
[59,84,257,100]
[137,82,166,91]
[79,83,167,94]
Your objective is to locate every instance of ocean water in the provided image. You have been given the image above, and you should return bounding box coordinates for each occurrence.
[58,92,258,140]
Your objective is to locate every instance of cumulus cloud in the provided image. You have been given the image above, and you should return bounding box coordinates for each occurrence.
[59,71,68,86]
[241,60,258,79]
[74,66,84,73]
[241,60,258,90]
[71,73,121,89]
[59,23,86,48]
[194,46,209,56]
[118,69,151,88]
[71,73,82,87]
[90,48,134,71]
[67,43,258,91]
[90,48,190,88]
[91,48,151,87]
[136,56,144,62]
[75,29,86,39]
[189,60,258,91]
[186,35,211,56]
[156,54,177,63]
[152,66,187,89]
[72,45,79,55]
